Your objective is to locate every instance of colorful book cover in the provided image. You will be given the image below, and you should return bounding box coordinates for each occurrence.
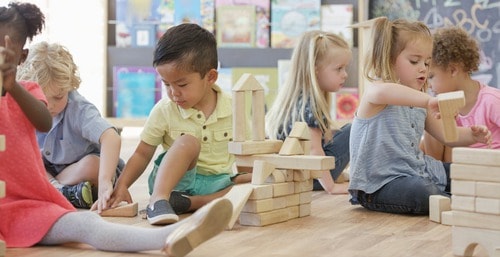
[201,0,216,34]
[174,0,201,25]
[113,66,162,118]
[335,87,359,120]
[116,0,167,48]
[215,0,270,48]
[232,67,278,114]
[216,5,256,48]
[320,4,354,47]
[271,0,321,48]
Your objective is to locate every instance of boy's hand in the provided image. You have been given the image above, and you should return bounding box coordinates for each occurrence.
[108,185,133,208]
[471,125,492,147]
[90,180,114,213]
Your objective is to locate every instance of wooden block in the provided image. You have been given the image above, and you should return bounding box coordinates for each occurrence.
[248,184,273,200]
[265,169,287,184]
[310,170,322,179]
[283,169,294,182]
[451,195,475,212]
[429,195,451,223]
[0,135,4,151]
[299,203,311,217]
[242,198,274,213]
[228,140,283,155]
[451,180,476,196]
[0,180,5,198]
[451,163,500,183]
[294,180,313,193]
[453,210,500,230]
[288,205,299,220]
[273,182,295,197]
[232,73,264,92]
[299,140,311,155]
[299,191,313,204]
[100,202,138,217]
[475,197,500,215]
[293,170,310,182]
[235,154,335,171]
[289,122,311,140]
[285,193,300,207]
[279,137,304,156]
[251,160,276,185]
[239,207,291,226]
[476,182,500,199]
[0,240,5,257]
[452,226,500,257]
[252,90,265,141]
[437,90,465,142]
[441,211,453,226]
[273,196,287,210]
[452,147,500,167]
[223,183,254,230]
[233,91,246,142]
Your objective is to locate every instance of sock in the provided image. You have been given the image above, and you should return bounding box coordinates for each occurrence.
[49,177,63,189]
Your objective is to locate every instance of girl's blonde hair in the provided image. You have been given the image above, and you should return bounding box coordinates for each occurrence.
[364,17,431,90]
[266,31,350,140]
[17,41,81,95]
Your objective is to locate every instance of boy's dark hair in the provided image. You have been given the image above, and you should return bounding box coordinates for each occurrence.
[0,2,45,46]
[153,23,218,78]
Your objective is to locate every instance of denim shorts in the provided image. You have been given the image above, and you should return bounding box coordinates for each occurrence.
[43,154,125,180]
[148,151,233,196]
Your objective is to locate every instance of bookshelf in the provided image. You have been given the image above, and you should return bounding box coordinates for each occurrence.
[106,0,366,123]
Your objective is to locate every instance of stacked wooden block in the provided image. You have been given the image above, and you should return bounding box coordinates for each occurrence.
[225,73,334,227]
[449,147,500,257]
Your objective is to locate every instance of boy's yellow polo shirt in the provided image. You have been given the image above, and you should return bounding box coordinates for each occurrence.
[141,84,234,176]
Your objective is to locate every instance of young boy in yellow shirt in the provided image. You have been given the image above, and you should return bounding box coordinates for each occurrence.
[109,23,250,225]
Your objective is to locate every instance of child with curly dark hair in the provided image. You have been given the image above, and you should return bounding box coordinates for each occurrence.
[421,26,500,162]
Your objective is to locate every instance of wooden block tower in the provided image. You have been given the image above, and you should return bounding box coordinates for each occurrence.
[447,147,500,256]
[225,73,335,228]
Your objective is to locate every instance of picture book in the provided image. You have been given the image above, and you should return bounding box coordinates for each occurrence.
[335,87,359,120]
[270,0,321,48]
[215,0,270,48]
[320,4,353,47]
[216,5,256,47]
[113,66,162,118]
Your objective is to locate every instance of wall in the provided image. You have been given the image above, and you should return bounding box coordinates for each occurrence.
[1,0,107,113]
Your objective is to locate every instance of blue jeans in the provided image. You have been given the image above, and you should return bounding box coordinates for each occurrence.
[313,123,351,191]
[356,163,451,215]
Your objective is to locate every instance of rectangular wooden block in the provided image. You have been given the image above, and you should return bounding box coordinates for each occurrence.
[273,196,288,210]
[223,183,254,229]
[453,210,500,230]
[451,180,476,196]
[228,140,283,155]
[285,193,300,207]
[475,197,500,215]
[451,195,475,212]
[293,170,310,182]
[476,182,500,199]
[273,182,295,197]
[429,195,451,223]
[0,180,5,198]
[451,163,500,183]
[243,198,274,213]
[437,90,465,142]
[0,240,5,257]
[235,154,335,171]
[294,180,313,193]
[239,207,291,226]
[248,184,273,200]
[299,203,311,217]
[100,202,138,217]
[299,191,313,204]
[452,147,500,167]
[441,211,453,226]
[0,135,5,151]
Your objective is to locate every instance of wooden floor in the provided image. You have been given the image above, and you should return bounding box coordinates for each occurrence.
[6,132,488,257]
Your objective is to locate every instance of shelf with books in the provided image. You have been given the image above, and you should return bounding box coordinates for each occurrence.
[105,0,366,124]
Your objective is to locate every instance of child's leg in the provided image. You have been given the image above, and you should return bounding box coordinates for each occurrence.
[151,135,200,205]
[39,198,232,255]
[55,155,100,186]
[357,176,449,215]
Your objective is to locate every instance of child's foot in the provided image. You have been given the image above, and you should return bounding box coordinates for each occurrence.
[163,198,232,257]
[169,191,191,215]
[59,181,93,209]
[147,199,179,225]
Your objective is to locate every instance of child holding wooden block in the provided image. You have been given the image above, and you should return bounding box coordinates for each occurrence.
[348,17,492,215]
[0,4,232,256]
[421,26,500,162]
[265,30,352,194]
[110,23,251,225]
